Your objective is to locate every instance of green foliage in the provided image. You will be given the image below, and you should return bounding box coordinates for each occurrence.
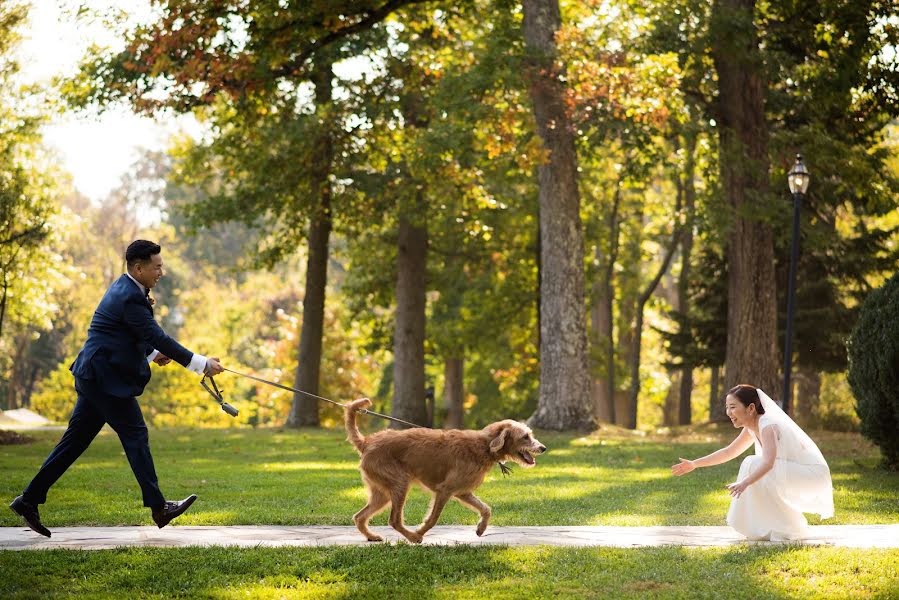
[847,271,899,469]
[0,0,73,410]
[659,246,727,371]
[18,0,899,433]
[817,372,861,433]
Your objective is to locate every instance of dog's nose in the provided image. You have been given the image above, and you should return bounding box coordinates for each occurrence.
[538,445,547,453]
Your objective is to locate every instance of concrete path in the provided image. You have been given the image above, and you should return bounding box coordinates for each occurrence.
[2,524,897,551]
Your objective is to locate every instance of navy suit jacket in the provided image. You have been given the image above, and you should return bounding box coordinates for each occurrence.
[70,275,195,398]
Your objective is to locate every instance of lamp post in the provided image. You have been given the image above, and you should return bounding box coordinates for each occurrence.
[783,154,809,414]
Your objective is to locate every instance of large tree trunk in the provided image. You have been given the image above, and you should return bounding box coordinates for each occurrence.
[522,0,593,430]
[392,207,429,428]
[287,59,333,428]
[678,131,698,425]
[712,0,778,395]
[443,356,464,429]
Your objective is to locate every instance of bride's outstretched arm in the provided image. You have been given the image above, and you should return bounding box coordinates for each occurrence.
[671,429,754,475]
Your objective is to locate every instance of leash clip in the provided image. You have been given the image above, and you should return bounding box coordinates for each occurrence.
[201,374,239,417]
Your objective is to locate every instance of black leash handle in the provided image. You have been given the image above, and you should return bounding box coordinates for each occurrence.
[200,374,239,417]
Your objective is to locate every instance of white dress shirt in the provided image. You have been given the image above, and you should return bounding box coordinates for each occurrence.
[125,272,208,375]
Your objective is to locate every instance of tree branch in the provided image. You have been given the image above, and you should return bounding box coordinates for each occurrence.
[0,224,45,247]
[269,0,435,80]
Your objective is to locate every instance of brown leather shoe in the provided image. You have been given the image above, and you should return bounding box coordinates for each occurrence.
[151,494,198,528]
[9,495,51,538]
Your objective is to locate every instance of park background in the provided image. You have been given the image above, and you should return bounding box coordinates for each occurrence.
[2,1,899,597]
[2,0,898,440]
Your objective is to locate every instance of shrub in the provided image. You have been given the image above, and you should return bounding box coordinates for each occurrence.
[847,272,899,469]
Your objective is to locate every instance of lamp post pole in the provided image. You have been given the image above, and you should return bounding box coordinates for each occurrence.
[782,190,801,414]
[783,154,809,414]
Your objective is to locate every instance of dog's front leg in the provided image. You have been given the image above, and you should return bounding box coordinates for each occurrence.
[415,492,451,537]
[456,492,492,536]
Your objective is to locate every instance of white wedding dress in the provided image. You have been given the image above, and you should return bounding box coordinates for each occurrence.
[726,390,834,541]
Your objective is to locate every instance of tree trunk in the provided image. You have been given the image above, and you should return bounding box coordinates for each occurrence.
[712,0,778,395]
[618,293,637,427]
[522,0,593,430]
[709,365,725,421]
[0,275,7,340]
[678,130,698,425]
[795,367,821,426]
[287,206,331,427]
[663,371,680,427]
[287,58,333,428]
[392,207,429,428]
[627,224,680,429]
[443,356,464,429]
[590,233,612,423]
[591,271,612,423]
[22,364,39,408]
[592,181,621,424]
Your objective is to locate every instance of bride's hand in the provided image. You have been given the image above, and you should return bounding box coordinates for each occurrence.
[726,479,750,498]
[671,458,696,476]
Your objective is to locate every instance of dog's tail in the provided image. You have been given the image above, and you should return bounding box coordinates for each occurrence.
[344,397,372,454]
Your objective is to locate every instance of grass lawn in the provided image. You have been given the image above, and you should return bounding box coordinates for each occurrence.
[2,423,898,598]
[1,544,898,599]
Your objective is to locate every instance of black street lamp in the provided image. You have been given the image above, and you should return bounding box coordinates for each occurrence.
[783,154,809,413]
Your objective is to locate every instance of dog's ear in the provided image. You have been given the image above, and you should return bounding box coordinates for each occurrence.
[489,426,510,454]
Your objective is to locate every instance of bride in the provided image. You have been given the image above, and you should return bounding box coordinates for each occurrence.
[671,384,834,541]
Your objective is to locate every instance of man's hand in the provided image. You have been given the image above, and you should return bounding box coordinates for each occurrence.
[153,353,172,366]
[205,357,224,375]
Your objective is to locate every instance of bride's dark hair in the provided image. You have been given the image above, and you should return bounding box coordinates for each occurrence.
[727,384,766,414]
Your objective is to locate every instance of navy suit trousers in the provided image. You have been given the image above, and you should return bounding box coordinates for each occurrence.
[22,377,165,509]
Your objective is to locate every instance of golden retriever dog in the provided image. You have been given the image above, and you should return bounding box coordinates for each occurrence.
[344,397,547,543]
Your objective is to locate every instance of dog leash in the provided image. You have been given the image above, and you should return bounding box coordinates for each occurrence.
[204,366,425,429]
[202,367,514,476]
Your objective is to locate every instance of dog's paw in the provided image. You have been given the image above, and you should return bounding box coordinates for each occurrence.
[404,532,423,544]
[476,523,488,537]
[366,534,383,542]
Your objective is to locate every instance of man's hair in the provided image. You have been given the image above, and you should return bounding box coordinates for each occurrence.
[125,240,161,268]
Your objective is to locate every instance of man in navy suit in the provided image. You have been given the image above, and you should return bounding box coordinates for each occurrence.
[9,240,224,537]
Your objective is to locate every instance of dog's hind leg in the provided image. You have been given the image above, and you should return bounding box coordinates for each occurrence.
[353,486,390,542]
[455,492,492,536]
[415,492,451,537]
[388,483,422,544]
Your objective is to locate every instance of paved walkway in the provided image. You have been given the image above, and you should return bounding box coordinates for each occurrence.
[2,524,897,550]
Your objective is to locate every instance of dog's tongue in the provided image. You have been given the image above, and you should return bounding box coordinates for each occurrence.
[520,451,535,465]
